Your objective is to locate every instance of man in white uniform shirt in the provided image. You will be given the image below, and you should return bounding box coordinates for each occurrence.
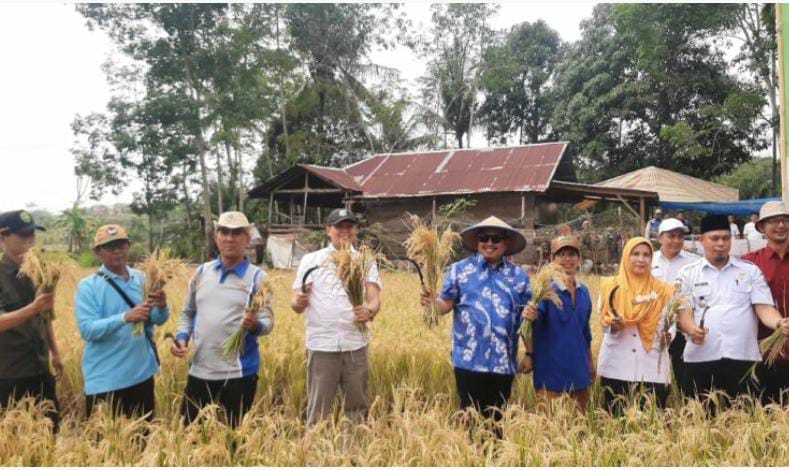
[291,208,382,425]
[678,214,789,408]
[651,218,699,396]
[743,212,763,242]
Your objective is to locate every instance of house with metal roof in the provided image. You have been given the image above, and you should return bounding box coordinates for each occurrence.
[248,143,658,263]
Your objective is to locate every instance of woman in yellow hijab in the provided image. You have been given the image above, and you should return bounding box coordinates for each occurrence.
[597,237,675,413]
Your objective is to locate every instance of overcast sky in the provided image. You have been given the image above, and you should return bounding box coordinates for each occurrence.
[0,2,595,213]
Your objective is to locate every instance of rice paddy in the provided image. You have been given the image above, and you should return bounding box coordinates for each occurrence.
[2,266,789,466]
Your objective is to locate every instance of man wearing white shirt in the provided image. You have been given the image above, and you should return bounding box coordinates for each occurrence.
[743,213,763,242]
[678,214,789,406]
[291,208,382,425]
[651,218,699,396]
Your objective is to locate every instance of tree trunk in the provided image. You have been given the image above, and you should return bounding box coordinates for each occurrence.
[215,148,224,215]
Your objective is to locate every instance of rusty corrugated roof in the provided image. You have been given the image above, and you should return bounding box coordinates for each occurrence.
[303,143,569,198]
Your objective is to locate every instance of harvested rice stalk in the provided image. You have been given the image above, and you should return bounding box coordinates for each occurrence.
[519,263,567,343]
[223,279,273,359]
[135,248,184,335]
[18,248,73,320]
[760,327,788,367]
[657,282,687,372]
[404,218,459,328]
[329,243,387,333]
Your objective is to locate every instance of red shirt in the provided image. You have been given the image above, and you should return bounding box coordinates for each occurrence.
[742,246,789,363]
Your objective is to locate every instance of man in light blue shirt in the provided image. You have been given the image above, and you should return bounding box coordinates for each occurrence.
[75,224,168,420]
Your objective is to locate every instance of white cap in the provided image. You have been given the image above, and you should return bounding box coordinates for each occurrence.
[658,218,688,235]
[216,211,252,230]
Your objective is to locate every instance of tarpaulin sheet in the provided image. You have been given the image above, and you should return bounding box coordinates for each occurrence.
[660,198,779,216]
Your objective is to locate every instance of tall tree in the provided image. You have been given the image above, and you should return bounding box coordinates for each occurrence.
[552,4,765,181]
[479,20,563,144]
[419,3,499,148]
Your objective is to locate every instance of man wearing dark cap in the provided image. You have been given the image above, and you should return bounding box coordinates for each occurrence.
[0,210,62,431]
[742,201,789,404]
[677,214,789,407]
[291,208,382,425]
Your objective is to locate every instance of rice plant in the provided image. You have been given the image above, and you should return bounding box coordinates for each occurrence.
[18,247,74,320]
[134,248,184,335]
[519,263,567,342]
[223,279,273,359]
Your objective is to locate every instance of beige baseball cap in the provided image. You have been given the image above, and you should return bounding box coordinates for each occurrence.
[94,224,130,248]
[216,211,252,230]
[550,235,581,255]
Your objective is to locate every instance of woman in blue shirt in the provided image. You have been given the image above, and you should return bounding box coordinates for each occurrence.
[523,235,594,412]
[420,216,530,430]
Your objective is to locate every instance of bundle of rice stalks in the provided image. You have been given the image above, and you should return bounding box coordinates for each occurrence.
[759,327,788,367]
[404,218,459,327]
[329,243,387,333]
[657,282,687,371]
[135,247,184,335]
[18,248,73,320]
[223,279,273,359]
[519,263,566,343]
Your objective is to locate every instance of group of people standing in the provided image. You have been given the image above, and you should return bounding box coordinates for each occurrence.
[2,200,789,435]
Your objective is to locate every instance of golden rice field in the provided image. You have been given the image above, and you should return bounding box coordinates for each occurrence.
[3,267,789,466]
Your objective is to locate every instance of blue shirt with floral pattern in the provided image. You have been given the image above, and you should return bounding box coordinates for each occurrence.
[439,253,531,375]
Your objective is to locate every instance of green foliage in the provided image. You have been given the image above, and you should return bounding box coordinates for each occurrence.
[714,158,777,200]
[552,4,766,182]
[479,20,563,144]
[437,198,477,220]
[70,250,101,268]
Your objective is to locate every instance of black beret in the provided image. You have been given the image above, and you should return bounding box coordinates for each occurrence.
[700,214,730,234]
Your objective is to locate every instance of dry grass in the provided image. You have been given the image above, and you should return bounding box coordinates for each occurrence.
[223,279,273,359]
[2,265,789,465]
[519,262,566,342]
[134,248,185,335]
[18,248,74,320]
[404,219,459,327]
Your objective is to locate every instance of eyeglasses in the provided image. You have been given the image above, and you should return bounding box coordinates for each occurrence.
[478,234,506,244]
[99,240,129,252]
[217,227,247,236]
[765,217,789,226]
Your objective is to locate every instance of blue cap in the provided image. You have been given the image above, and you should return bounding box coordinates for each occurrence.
[0,210,46,235]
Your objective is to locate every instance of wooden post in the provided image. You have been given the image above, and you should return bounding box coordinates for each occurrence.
[520,193,526,224]
[289,194,294,223]
[639,197,646,229]
[302,174,309,226]
[317,206,322,225]
[778,4,789,204]
[432,197,437,220]
[344,193,351,210]
[268,192,274,227]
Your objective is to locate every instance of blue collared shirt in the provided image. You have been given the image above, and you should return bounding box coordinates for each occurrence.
[532,281,593,392]
[440,253,531,375]
[75,265,169,395]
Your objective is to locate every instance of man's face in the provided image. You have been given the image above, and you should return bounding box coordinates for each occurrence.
[702,230,731,264]
[751,214,759,223]
[677,212,685,221]
[214,226,250,260]
[95,239,131,271]
[728,215,735,223]
[658,229,685,258]
[0,231,36,262]
[477,229,507,264]
[761,216,789,244]
[326,221,358,248]
[655,212,663,220]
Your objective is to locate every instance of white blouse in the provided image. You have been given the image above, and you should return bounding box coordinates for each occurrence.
[596,298,673,384]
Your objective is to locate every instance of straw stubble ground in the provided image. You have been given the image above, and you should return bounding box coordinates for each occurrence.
[2,268,789,465]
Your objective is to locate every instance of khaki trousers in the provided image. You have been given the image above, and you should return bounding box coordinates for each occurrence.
[306,346,369,426]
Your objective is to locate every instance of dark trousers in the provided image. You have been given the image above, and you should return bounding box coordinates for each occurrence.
[686,359,756,410]
[180,374,257,428]
[0,374,60,432]
[86,376,155,421]
[755,361,789,406]
[454,367,514,423]
[600,377,669,415]
[669,334,692,396]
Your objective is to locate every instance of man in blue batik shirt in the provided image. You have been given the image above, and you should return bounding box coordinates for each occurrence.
[421,216,530,426]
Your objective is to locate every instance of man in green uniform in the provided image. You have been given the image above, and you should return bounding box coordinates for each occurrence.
[0,210,62,431]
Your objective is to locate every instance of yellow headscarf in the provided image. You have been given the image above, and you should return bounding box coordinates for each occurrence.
[600,237,674,352]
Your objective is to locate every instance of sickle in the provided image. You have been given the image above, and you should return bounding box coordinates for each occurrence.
[163,332,179,348]
[406,258,426,289]
[608,285,622,319]
[698,297,710,329]
[301,266,320,293]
